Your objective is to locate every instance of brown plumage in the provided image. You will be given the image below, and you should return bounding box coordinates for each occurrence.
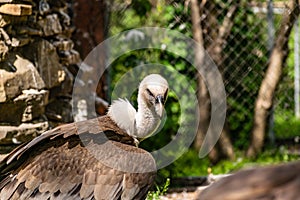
[0,116,156,200]
[0,74,169,200]
[198,161,300,200]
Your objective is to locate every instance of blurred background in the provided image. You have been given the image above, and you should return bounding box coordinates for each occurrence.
[0,0,299,197]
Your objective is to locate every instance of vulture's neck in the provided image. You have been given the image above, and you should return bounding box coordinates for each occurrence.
[135,95,161,139]
[107,97,161,144]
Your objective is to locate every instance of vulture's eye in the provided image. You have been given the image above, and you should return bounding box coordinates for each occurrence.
[146,88,154,97]
[164,89,168,102]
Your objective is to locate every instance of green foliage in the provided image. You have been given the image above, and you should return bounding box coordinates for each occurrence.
[209,148,299,175]
[110,0,191,35]
[273,23,300,140]
[223,5,268,149]
[156,147,299,181]
[108,50,199,173]
[108,0,299,183]
[157,149,204,179]
[146,178,170,200]
[108,0,198,166]
[274,115,300,139]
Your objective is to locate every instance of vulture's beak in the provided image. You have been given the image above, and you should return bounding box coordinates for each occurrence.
[155,95,164,118]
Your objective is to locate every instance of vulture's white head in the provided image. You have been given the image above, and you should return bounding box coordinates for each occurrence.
[138,74,169,118]
[108,74,169,144]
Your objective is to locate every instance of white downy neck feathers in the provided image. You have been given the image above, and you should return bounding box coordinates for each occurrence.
[107,74,169,144]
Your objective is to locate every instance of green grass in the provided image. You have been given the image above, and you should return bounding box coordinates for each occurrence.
[147,178,170,200]
[146,144,299,199]
[156,147,299,180]
[210,149,299,175]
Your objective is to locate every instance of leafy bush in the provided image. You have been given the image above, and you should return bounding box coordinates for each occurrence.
[274,115,300,139]
[156,147,299,180]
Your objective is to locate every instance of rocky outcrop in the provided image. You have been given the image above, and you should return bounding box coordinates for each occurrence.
[0,0,80,150]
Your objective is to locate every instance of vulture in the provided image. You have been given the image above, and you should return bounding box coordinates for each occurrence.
[198,161,300,200]
[0,74,169,200]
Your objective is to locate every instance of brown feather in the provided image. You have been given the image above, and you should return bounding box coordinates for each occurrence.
[0,115,156,200]
[78,183,94,199]
[94,182,122,199]
[0,177,18,200]
[198,161,300,200]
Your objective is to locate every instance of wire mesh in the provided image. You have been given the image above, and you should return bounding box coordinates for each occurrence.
[108,0,299,146]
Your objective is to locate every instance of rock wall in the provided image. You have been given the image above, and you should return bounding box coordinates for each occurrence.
[0,0,80,152]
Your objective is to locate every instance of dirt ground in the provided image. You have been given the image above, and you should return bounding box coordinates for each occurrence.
[161,186,207,200]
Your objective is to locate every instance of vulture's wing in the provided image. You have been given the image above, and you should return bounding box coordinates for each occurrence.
[198,161,300,200]
[0,116,156,200]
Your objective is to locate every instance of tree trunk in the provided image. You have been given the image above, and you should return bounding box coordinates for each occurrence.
[72,0,109,115]
[247,0,300,157]
[190,0,206,149]
[190,0,219,161]
[191,0,235,162]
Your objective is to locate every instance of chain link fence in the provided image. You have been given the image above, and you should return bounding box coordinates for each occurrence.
[108,0,299,150]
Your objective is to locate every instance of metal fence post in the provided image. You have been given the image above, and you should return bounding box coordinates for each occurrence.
[267,0,275,144]
[295,18,300,118]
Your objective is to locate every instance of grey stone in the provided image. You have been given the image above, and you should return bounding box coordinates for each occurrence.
[11,37,32,47]
[0,0,77,132]
[0,14,28,27]
[0,40,8,61]
[0,14,10,27]
[0,4,32,16]
[16,26,43,36]
[0,27,11,45]
[0,0,13,3]
[0,54,45,102]
[0,89,48,124]
[15,89,49,122]
[53,38,74,51]
[0,120,49,144]
[23,39,66,88]
[59,49,81,65]
[37,14,62,36]
[49,67,74,96]
[0,99,26,124]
